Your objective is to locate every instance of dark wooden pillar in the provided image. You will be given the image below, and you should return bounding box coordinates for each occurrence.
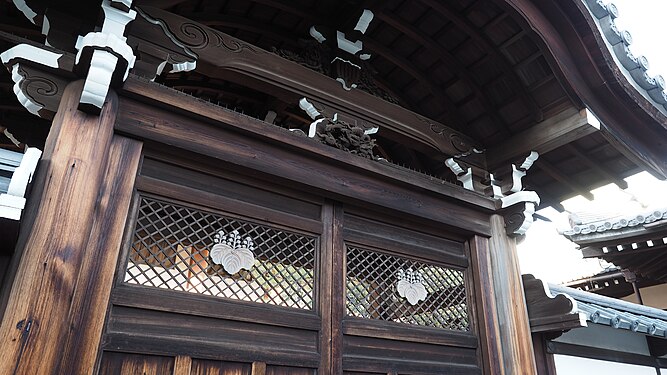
[480,214,538,374]
[0,81,142,375]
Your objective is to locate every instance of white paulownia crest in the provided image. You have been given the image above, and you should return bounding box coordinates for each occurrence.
[210,230,256,275]
[396,268,428,306]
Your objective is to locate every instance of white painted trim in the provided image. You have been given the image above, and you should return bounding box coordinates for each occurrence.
[0,147,42,221]
[499,190,541,209]
[354,9,374,34]
[309,26,326,43]
[0,43,61,67]
[12,0,38,25]
[445,158,474,191]
[1,44,63,117]
[79,50,119,110]
[336,31,363,55]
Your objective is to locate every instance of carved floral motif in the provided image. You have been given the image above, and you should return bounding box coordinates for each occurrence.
[396,268,428,305]
[210,230,256,275]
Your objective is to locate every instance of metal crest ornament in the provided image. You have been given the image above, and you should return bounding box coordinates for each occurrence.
[396,268,428,305]
[210,230,256,275]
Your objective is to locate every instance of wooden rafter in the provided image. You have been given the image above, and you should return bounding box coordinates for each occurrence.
[374,11,509,136]
[565,144,628,189]
[419,0,544,122]
[363,38,466,130]
[535,159,594,201]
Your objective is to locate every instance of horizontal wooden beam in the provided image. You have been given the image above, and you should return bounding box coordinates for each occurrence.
[565,144,628,189]
[488,107,599,168]
[535,159,594,201]
[132,7,485,164]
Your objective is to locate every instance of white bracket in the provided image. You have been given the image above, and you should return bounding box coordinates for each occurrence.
[1,44,63,117]
[0,147,42,220]
[75,0,137,112]
[445,158,474,191]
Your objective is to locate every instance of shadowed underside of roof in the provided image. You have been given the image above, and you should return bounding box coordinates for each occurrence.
[0,0,665,210]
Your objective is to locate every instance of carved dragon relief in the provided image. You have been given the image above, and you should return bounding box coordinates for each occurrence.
[298,98,377,159]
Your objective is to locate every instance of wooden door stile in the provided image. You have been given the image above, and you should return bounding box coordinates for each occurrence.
[330,203,345,375]
[319,202,335,374]
[469,235,503,375]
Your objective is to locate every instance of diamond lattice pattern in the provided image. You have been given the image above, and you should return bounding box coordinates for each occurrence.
[346,245,469,331]
[125,196,317,310]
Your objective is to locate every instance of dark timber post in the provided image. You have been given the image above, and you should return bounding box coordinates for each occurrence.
[0,81,142,375]
[488,214,538,374]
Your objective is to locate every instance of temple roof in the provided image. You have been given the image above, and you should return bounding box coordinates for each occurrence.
[0,0,666,212]
[524,274,667,338]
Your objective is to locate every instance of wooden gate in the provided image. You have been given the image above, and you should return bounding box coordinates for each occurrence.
[97,152,483,374]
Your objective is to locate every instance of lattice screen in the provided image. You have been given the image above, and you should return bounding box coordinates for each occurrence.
[346,245,469,331]
[124,196,317,310]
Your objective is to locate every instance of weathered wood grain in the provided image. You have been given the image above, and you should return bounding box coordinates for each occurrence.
[98,352,175,375]
[0,81,118,375]
[251,362,266,375]
[58,136,142,374]
[173,355,193,375]
[487,215,537,374]
[468,235,502,375]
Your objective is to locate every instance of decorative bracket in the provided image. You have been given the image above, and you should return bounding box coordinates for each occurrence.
[522,274,587,333]
[0,44,70,118]
[309,9,374,90]
[498,191,541,237]
[491,151,539,196]
[445,158,474,191]
[0,148,42,220]
[488,151,541,237]
[75,0,137,113]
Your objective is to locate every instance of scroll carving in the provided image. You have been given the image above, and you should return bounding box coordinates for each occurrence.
[1,44,70,119]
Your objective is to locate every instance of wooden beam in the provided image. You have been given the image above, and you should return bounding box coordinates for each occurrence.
[132,7,485,162]
[488,107,599,169]
[565,144,628,189]
[535,159,595,201]
[419,0,544,122]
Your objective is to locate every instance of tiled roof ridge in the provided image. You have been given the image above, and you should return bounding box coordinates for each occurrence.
[582,0,667,114]
[562,206,667,235]
[550,283,667,337]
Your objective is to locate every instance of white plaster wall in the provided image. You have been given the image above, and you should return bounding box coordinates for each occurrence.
[554,355,656,375]
[621,284,667,309]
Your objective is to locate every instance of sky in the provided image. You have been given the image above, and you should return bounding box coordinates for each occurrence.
[516,0,667,283]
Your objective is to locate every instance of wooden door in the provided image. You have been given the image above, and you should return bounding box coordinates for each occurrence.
[97,153,483,374]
